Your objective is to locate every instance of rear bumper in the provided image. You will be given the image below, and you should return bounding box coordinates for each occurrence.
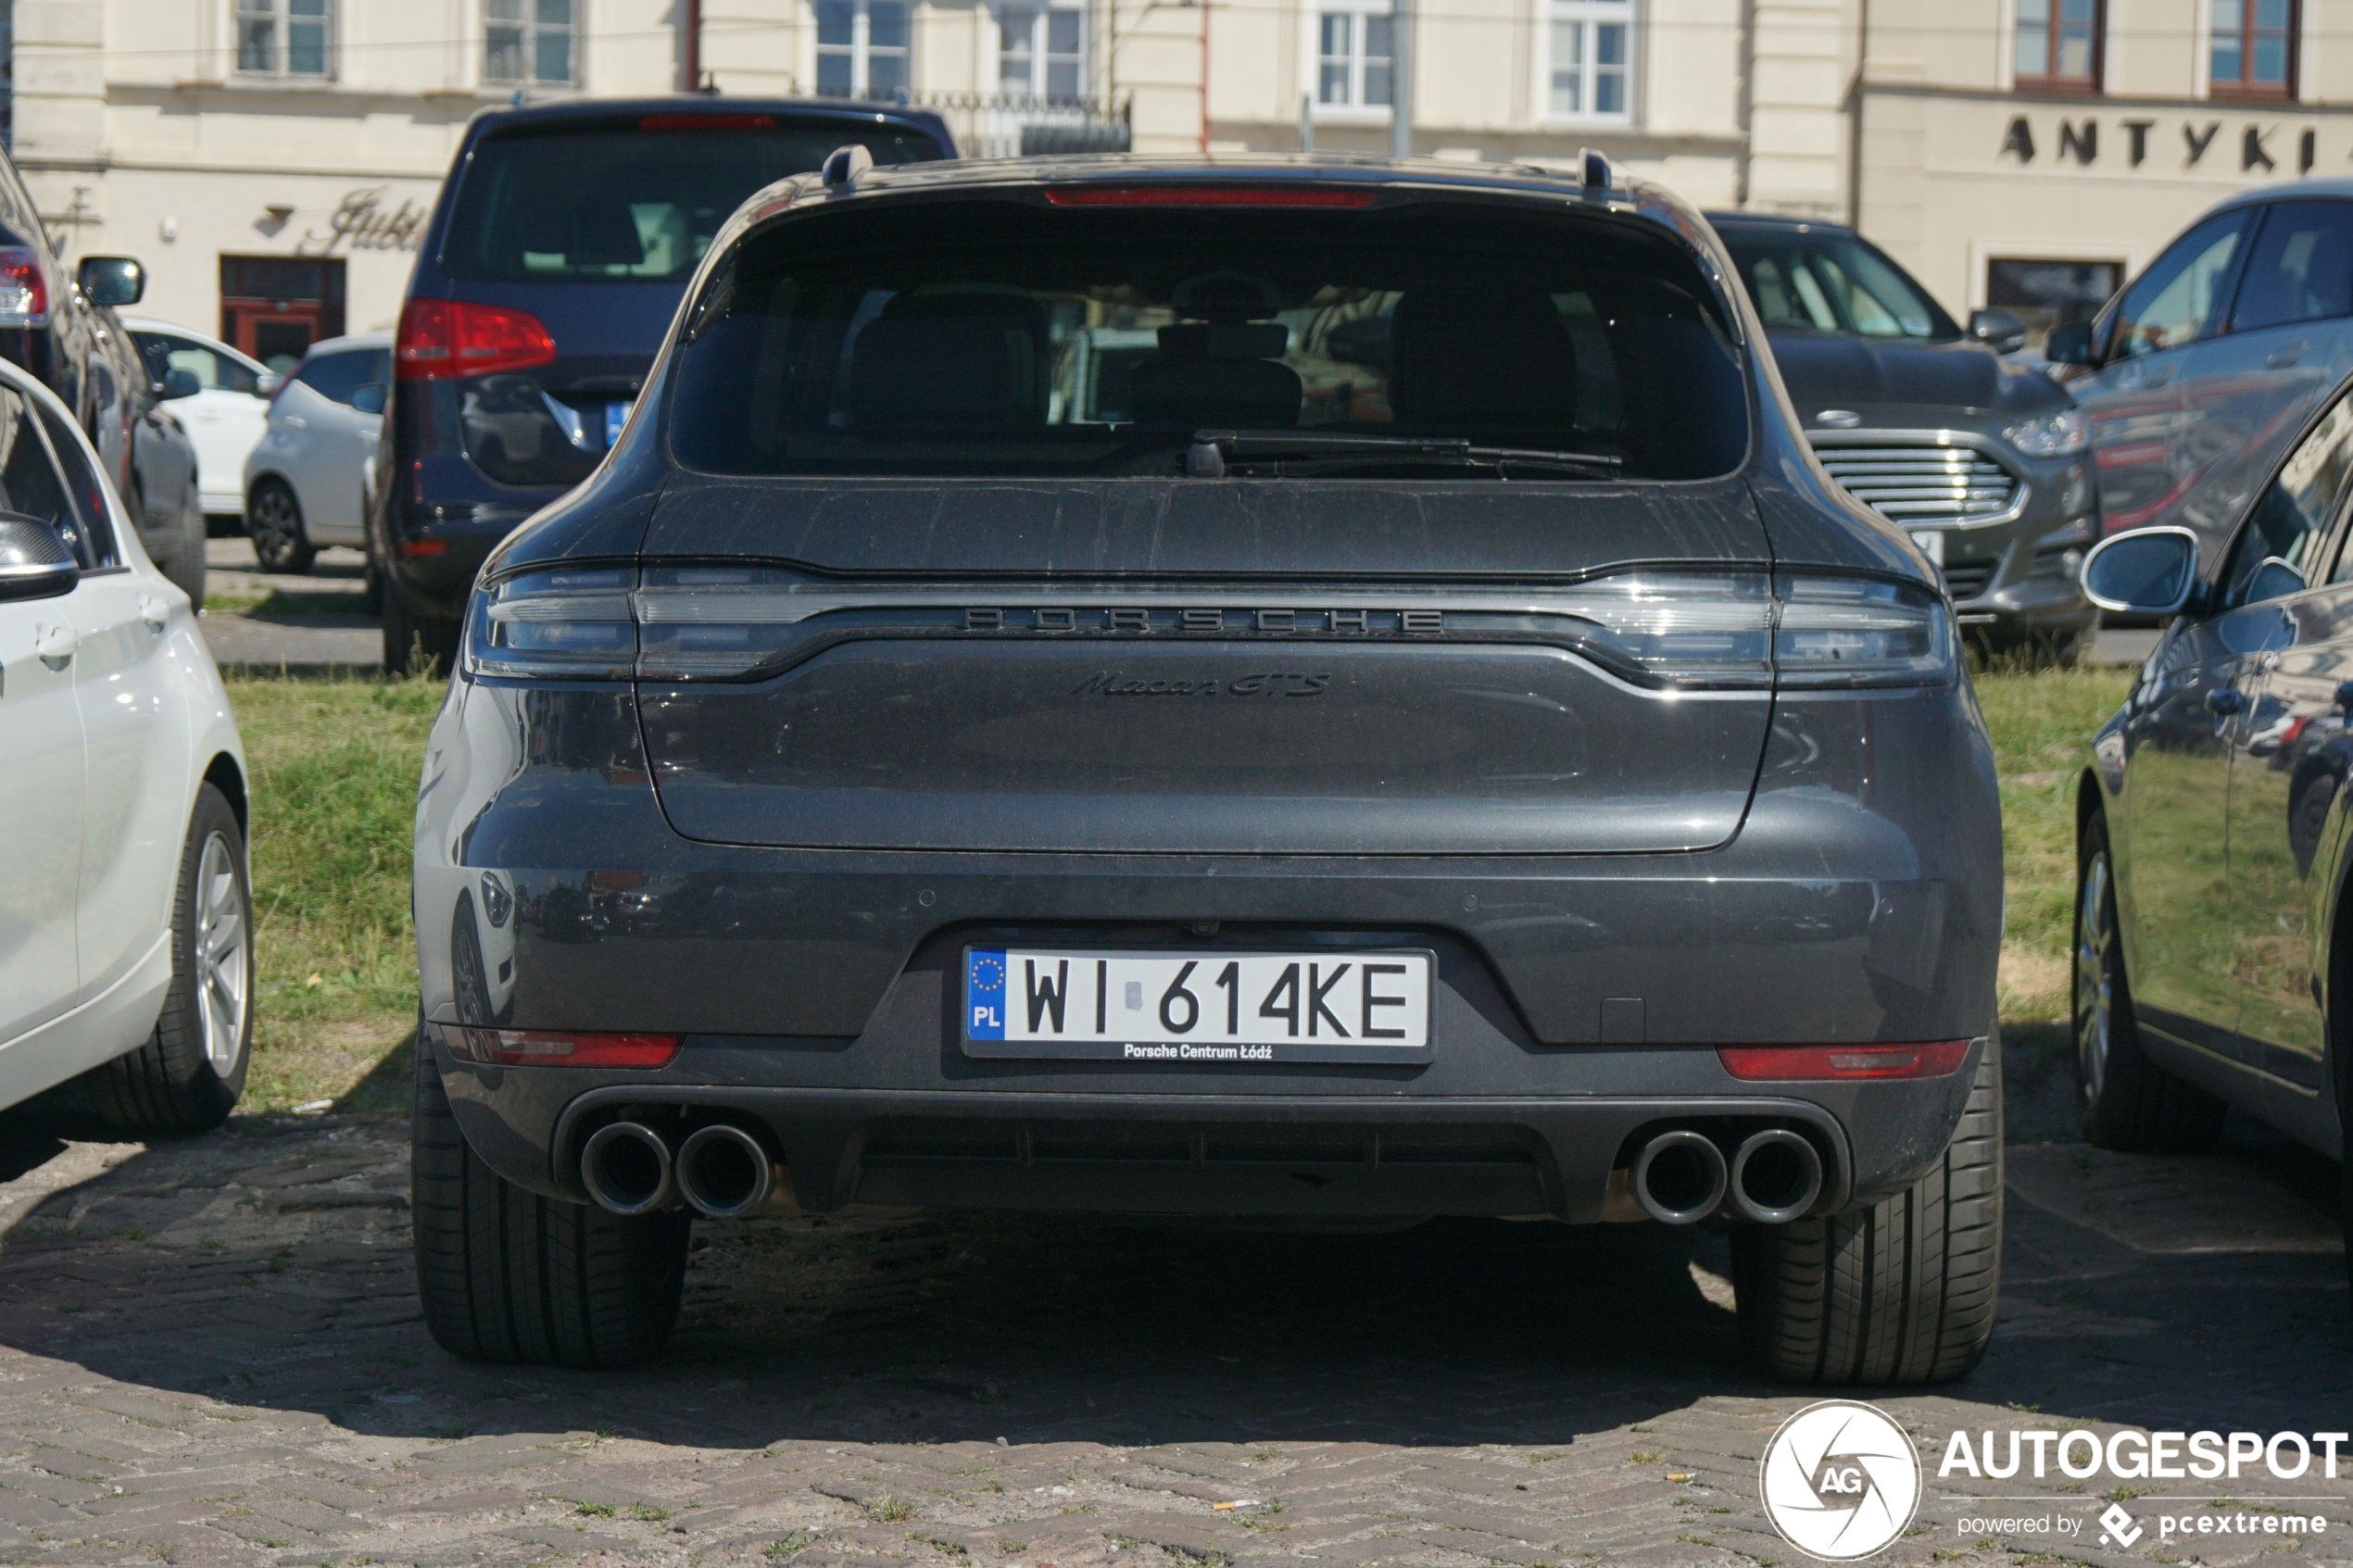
[430,1025,1985,1222]
[413,671,2004,1221]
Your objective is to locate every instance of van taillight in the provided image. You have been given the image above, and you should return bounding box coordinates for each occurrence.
[0,246,49,325]
[396,298,557,380]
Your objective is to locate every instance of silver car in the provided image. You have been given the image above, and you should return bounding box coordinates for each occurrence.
[241,331,390,574]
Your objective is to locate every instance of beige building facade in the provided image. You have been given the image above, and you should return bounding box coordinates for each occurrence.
[5,0,2352,354]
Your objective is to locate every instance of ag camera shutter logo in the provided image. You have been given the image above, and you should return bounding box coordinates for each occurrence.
[1759,1400,1922,1561]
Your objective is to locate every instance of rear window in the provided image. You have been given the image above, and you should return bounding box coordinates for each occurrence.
[439,119,947,284]
[1718,226,1955,341]
[295,347,390,406]
[666,197,1749,481]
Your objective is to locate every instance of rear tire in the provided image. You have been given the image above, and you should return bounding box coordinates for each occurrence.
[411,1033,688,1368]
[1730,1047,2002,1385]
[86,784,252,1133]
[2075,809,2227,1150]
[247,478,315,574]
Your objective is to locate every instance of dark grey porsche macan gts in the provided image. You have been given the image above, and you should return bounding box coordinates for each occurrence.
[409,152,2004,1382]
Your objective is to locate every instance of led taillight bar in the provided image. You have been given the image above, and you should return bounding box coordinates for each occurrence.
[446,1029,681,1069]
[1043,185,1380,208]
[1718,1041,1971,1082]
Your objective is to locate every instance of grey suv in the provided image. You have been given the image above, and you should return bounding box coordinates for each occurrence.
[410,155,2003,1383]
[1712,214,2098,657]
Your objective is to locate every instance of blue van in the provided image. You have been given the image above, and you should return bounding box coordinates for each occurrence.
[372,98,955,671]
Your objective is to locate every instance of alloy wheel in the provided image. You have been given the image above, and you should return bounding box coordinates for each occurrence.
[249,486,300,568]
[2075,848,2114,1105]
[194,831,249,1073]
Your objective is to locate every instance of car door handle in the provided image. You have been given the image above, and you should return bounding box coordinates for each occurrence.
[2267,342,2309,369]
[282,416,307,431]
[2206,687,2246,715]
[35,623,79,670]
[140,593,169,631]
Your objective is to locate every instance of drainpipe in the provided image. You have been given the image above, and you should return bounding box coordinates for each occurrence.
[1734,0,1755,206]
[1200,0,1212,154]
[1844,0,1869,229]
[683,0,702,93]
[1389,0,1412,159]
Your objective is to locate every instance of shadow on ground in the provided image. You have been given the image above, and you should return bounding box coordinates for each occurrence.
[0,1029,2342,1457]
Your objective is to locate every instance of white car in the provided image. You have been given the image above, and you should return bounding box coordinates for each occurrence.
[0,353,253,1129]
[124,318,273,522]
[241,331,391,575]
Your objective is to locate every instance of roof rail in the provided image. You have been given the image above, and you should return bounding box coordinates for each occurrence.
[822,144,875,188]
[1579,146,1612,192]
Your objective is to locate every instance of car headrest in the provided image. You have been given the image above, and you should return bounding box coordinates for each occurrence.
[1387,287,1579,427]
[850,316,1046,427]
[1127,356,1304,429]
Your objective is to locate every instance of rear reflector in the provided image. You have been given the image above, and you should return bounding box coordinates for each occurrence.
[400,539,449,558]
[447,1029,682,1069]
[1044,185,1379,208]
[638,113,778,131]
[1718,1041,1971,1082]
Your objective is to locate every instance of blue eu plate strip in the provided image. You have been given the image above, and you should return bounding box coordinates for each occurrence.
[966,949,1007,1040]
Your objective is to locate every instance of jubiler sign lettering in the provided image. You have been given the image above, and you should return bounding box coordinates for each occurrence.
[297,186,430,256]
[2000,113,2344,174]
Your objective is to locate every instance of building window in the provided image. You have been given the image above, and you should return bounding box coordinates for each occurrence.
[2015,0,2099,88]
[1000,3,1085,102]
[2210,0,2294,97]
[485,0,576,87]
[818,0,910,100]
[236,0,332,77]
[1316,5,1391,110]
[1548,0,1631,119]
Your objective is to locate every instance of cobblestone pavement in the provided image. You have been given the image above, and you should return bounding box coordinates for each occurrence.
[1,1042,2349,1567]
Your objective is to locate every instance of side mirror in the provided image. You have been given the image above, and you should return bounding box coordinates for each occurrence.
[2082,525,2199,615]
[254,371,281,398]
[1969,307,2030,355]
[349,383,387,416]
[160,368,201,400]
[2045,320,2098,366]
[0,512,79,603]
[77,256,145,307]
[2248,555,2309,604]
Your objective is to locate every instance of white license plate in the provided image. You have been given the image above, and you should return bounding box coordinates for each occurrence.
[963,947,1434,1063]
[1908,529,1945,565]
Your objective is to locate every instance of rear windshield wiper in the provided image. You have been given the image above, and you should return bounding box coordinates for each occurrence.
[1185,430,1624,479]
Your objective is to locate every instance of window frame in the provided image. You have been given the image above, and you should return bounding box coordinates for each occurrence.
[2209,0,2297,100]
[2097,208,2256,363]
[484,0,580,90]
[2012,0,2103,92]
[1310,0,1393,119]
[233,0,335,81]
[997,0,1088,103]
[815,0,913,102]
[1542,0,1635,125]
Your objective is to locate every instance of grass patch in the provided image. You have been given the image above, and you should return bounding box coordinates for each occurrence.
[226,672,445,1113]
[1975,665,2134,1022]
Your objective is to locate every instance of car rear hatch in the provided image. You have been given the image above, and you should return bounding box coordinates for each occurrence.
[472,182,1933,857]
[411,108,952,495]
[623,479,1779,855]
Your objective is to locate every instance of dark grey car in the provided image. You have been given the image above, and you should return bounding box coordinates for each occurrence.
[409,155,2003,1382]
[1711,214,2098,657]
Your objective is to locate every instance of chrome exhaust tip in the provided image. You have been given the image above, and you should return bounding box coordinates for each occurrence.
[1730,1128,1824,1225]
[580,1122,674,1216]
[1630,1129,1729,1225]
[675,1123,776,1219]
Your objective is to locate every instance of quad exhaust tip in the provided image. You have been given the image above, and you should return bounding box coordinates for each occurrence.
[1730,1128,1823,1225]
[675,1123,777,1219]
[1630,1129,1728,1226]
[581,1121,674,1216]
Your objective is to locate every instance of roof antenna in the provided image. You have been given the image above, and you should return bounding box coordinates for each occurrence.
[1579,146,1612,191]
[821,144,875,189]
